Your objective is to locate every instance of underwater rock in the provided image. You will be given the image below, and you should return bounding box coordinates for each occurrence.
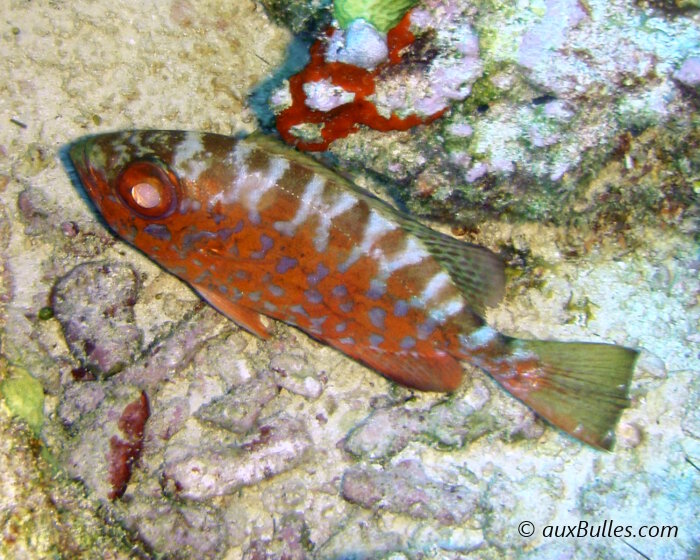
[52,262,142,377]
[269,349,325,399]
[188,329,253,388]
[344,407,423,460]
[674,55,700,89]
[314,517,406,558]
[325,18,389,69]
[483,471,559,549]
[118,306,227,390]
[341,459,478,524]
[307,0,700,229]
[195,371,278,433]
[128,499,228,560]
[17,188,51,236]
[243,512,310,560]
[344,379,542,460]
[62,384,149,501]
[162,415,312,500]
[258,0,332,33]
[681,373,699,439]
[58,381,106,427]
[580,467,699,559]
[271,1,486,150]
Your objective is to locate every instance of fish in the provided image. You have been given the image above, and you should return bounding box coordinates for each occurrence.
[69,130,638,450]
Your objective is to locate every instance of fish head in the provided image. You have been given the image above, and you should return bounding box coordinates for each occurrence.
[69,130,193,239]
[69,130,244,259]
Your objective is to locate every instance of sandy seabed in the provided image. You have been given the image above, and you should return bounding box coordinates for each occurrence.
[1,1,698,558]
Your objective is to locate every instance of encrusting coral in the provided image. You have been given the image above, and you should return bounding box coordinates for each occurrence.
[275,10,447,150]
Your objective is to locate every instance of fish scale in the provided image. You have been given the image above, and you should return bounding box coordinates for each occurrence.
[199,136,467,352]
[70,130,639,449]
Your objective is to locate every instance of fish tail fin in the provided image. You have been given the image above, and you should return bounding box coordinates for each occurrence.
[467,335,638,449]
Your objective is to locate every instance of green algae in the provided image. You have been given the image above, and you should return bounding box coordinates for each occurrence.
[334,0,417,31]
[0,362,44,436]
[259,0,333,33]
[38,306,54,320]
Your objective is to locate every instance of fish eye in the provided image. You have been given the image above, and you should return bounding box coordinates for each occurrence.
[116,160,178,218]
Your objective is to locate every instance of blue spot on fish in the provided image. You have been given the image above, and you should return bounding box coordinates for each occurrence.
[307,262,330,286]
[332,285,348,298]
[268,284,285,297]
[370,333,384,347]
[400,336,416,349]
[394,300,409,317]
[144,223,171,241]
[417,318,437,340]
[217,227,236,241]
[369,307,386,330]
[290,304,308,317]
[182,230,217,252]
[251,234,274,259]
[276,256,298,274]
[304,289,323,304]
[366,279,385,300]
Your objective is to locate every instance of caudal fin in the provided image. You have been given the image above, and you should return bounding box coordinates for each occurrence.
[482,338,638,450]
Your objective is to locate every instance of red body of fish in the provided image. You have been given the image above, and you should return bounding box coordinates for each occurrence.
[69,130,638,449]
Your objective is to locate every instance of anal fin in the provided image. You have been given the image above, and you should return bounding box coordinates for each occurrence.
[330,342,463,392]
[192,283,272,339]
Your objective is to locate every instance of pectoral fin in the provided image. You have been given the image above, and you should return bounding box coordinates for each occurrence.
[192,284,272,339]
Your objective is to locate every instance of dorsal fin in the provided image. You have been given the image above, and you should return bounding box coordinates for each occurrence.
[248,133,505,314]
[399,217,505,315]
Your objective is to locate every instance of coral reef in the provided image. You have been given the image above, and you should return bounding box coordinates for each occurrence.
[52,262,142,377]
[341,459,479,524]
[259,0,333,33]
[0,0,698,558]
[272,2,487,151]
[266,0,699,232]
[274,10,454,150]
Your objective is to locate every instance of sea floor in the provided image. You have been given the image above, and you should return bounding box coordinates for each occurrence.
[0,1,698,559]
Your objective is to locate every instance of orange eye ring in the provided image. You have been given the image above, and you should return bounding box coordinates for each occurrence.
[116,160,179,219]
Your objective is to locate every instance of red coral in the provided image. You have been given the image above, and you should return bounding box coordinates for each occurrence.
[107,391,150,500]
[276,11,445,151]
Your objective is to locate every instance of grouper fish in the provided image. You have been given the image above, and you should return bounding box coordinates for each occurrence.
[69,130,638,449]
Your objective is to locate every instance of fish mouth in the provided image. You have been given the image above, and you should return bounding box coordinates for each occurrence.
[68,137,89,179]
[68,137,101,199]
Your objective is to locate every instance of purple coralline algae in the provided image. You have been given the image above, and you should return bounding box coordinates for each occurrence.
[1,0,698,558]
[674,55,700,88]
[313,0,700,227]
[162,415,312,500]
[342,459,479,524]
[52,262,142,376]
